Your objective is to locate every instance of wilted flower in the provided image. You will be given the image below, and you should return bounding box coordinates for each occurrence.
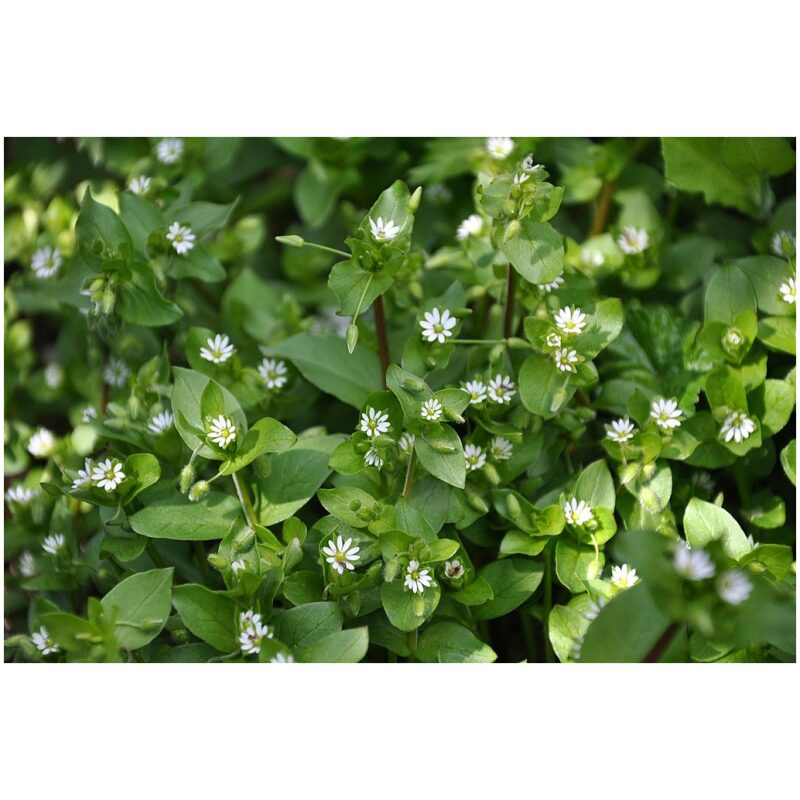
[364,447,384,469]
[553,347,578,373]
[81,406,97,423]
[520,155,543,174]
[6,485,38,506]
[606,417,636,443]
[271,652,295,663]
[44,363,63,388]
[456,214,483,241]
[538,274,565,293]
[18,551,37,577]
[258,358,288,390]
[611,564,640,589]
[91,458,127,492]
[42,533,66,555]
[673,543,715,581]
[104,357,130,387]
[717,570,753,605]
[148,410,174,435]
[31,246,62,279]
[554,306,587,335]
[545,332,562,349]
[487,374,515,404]
[650,398,682,430]
[32,626,59,655]
[322,535,361,575]
[420,307,457,344]
[719,411,756,444]
[200,334,235,364]
[129,175,151,195]
[779,276,796,305]
[583,597,608,621]
[771,230,796,258]
[27,427,56,458]
[404,559,433,594]
[581,248,604,268]
[464,443,486,472]
[166,222,196,255]
[369,216,400,242]
[489,436,513,461]
[398,432,415,455]
[513,172,529,186]
[359,406,390,438]
[486,137,514,159]
[420,398,443,421]
[156,137,183,164]
[564,498,593,526]
[71,458,94,490]
[444,560,465,579]
[617,226,649,254]
[207,415,237,448]
[231,559,246,576]
[463,379,487,405]
[239,617,273,655]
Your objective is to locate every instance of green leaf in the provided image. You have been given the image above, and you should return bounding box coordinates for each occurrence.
[749,379,795,437]
[578,298,625,359]
[736,255,797,316]
[416,622,497,663]
[121,453,161,502]
[130,489,241,541]
[499,220,564,285]
[704,265,757,326]
[76,188,132,266]
[555,539,604,594]
[116,261,182,326]
[172,584,238,653]
[575,460,615,510]
[415,424,466,489]
[100,568,173,650]
[548,605,590,663]
[295,159,356,227]
[329,259,393,316]
[167,200,237,233]
[318,486,381,528]
[683,498,750,559]
[519,352,577,419]
[472,558,544,621]
[268,333,382,409]
[780,440,796,486]
[221,417,296,475]
[275,602,342,650]
[118,191,165,254]
[381,578,441,632]
[757,316,796,355]
[171,243,226,283]
[298,627,368,663]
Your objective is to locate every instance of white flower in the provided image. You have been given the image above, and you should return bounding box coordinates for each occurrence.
[231,559,246,576]
[91,458,127,492]
[581,247,605,267]
[364,447,384,469]
[554,306,588,335]
[44,363,63,388]
[673,543,715,581]
[463,380,487,405]
[156,137,183,164]
[32,626,59,656]
[489,436,513,461]
[444,559,465,579]
[486,137,514,159]
[721,328,744,352]
[271,652,295,663]
[538,274,565,293]
[322,535,361,575]
[420,398,443,421]
[606,417,636,443]
[239,618,273,655]
[104,358,130,387]
[129,175,151,195]
[564,498,593,526]
[42,533,65,555]
[719,411,756,444]
[650,397,682,430]
[617,226,649,254]
[71,458,94,490]
[779,276,796,305]
[404,559,433,594]
[240,609,261,628]
[464,443,486,472]
[545,332,562,349]
[553,347,578,373]
[456,214,483,241]
[359,406,390,438]
[199,334,235,364]
[369,216,400,242]
[207,415,237,448]
[148,410,174,435]
[6,485,38,506]
[31,246,62,279]
[611,564,640,589]
[166,221,196,255]
[513,172,529,186]
[81,406,97,423]
[420,307,457,344]
[398,432,415,455]
[746,533,758,551]
[258,358,288,390]
[583,597,608,621]
[19,551,37,577]
[521,155,543,174]
[771,230,796,258]
[27,427,56,458]
[487,374,516,404]
[717,570,753,605]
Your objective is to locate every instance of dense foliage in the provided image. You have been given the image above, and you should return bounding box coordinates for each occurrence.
[4,136,796,663]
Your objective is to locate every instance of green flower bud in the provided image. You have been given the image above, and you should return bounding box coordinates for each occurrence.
[619,462,641,486]
[188,480,210,502]
[179,464,195,494]
[466,493,490,514]
[383,560,399,583]
[466,285,486,301]
[346,323,359,354]
[431,441,456,454]
[408,281,424,301]
[641,461,657,480]
[407,186,422,213]
[506,337,531,349]
[372,435,394,448]
[349,499,362,511]
[172,628,191,645]
[586,559,602,580]
[483,463,501,486]
[506,494,522,518]
[207,554,228,569]
[503,219,521,243]
[275,234,305,248]
[401,375,427,393]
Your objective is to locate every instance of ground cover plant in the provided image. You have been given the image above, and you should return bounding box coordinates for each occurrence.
[3,136,796,663]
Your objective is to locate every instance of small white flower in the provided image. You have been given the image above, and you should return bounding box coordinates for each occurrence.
[364,447,384,469]
[771,230,796,258]
[489,436,513,461]
[520,155,543,174]
[513,172,529,186]
[617,226,649,255]
[564,498,593,526]
[719,411,756,444]
[404,559,433,594]
[486,137,514,160]
[258,358,288,390]
[166,221,196,255]
[487,374,516,404]
[239,619,273,655]
[444,559,465,580]
[464,443,486,472]
[746,533,758,551]
[420,398,443,422]
[420,307,457,344]
[6,485,38,506]
[19,551,37,577]
[207,415,237,449]
[322,535,361,575]
[42,533,65,555]
[606,417,636,443]
[717,570,753,605]
[554,306,588,335]
[129,175,151,195]
[104,358,130,387]
[674,543,715,581]
[583,597,608,621]
[398,432,415,455]
[27,427,56,458]
[463,380,487,405]
[81,406,97,423]
[553,347,578,373]
[359,406,390,438]
[538,274,565,293]
[611,564,640,589]
[31,246,62,279]
[240,609,261,628]
[91,458,127,492]
[156,137,183,164]
[545,332,562,349]
[650,397,682,430]
[199,334,235,364]
[148,410,174,435]
[368,216,400,242]
[456,214,483,241]
[44,363,63,389]
[721,327,744,352]
[71,458,94,490]
[779,276,796,305]
[581,248,605,268]
[271,652,295,663]
[32,626,59,655]
[231,559,246,576]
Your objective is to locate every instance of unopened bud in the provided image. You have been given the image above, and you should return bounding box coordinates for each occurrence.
[641,462,657,480]
[383,560,399,583]
[466,285,486,301]
[506,494,522,517]
[401,376,427,393]
[188,480,210,502]
[432,441,455,454]
[346,323,359,354]
[483,463,501,486]
[506,337,530,349]
[619,463,640,486]
[466,493,489,514]
[349,499,362,511]
[275,234,305,248]
[101,287,116,315]
[452,307,472,318]
[586,559,602,580]
[407,186,422,213]
[179,464,195,493]
[408,281,424,301]
[372,435,393,448]
[208,554,228,569]
[445,411,465,424]
[503,219,521,243]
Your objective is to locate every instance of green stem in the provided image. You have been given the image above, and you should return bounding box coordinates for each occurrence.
[352,273,374,321]
[402,451,416,499]
[231,471,257,530]
[543,544,555,663]
[503,266,516,338]
[277,236,350,259]
[407,628,418,656]
[374,294,390,388]
[451,338,508,345]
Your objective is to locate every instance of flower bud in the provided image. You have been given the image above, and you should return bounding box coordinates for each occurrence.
[346,323,359,354]
[101,287,116,315]
[349,499,362,512]
[207,554,228,569]
[466,493,489,514]
[179,464,195,494]
[401,375,427,393]
[431,441,455,454]
[407,186,422,213]
[586,559,602,580]
[188,480,210,502]
[383,560,399,583]
[506,337,531,349]
[466,285,486,301]
[275,234,305,248]
[445,411,465,424]
[408,281,424,301]
[641,461,657,480]
[619,463,641,486]
[503,219,521,243]
[506,494,522,518]
[483,463,501,486]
